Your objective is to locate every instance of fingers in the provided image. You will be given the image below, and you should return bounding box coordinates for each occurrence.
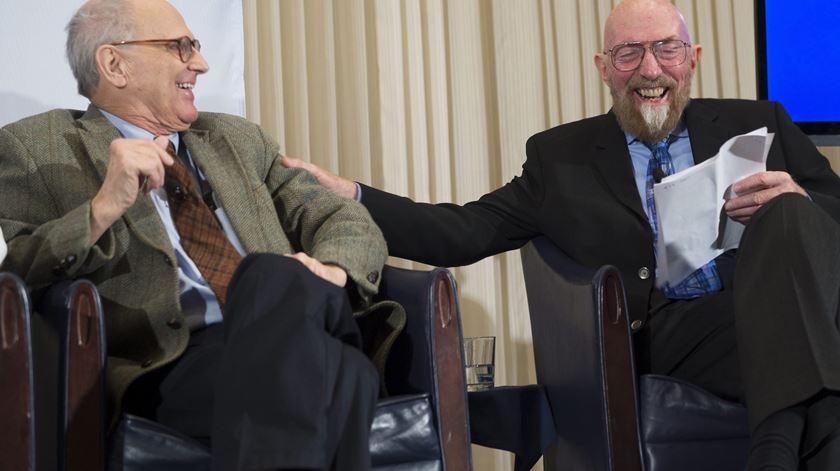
[153,136,176,165]
[285,252,348,287]
[110,138,174,194]
[723,171,808,223]
[280,155,315,173]
[279,155,358,200]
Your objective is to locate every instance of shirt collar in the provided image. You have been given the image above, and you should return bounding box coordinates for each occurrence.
[98,108,180,150]
[624,117,688,146]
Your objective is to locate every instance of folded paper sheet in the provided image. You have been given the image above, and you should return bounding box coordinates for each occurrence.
[653,127,774,287]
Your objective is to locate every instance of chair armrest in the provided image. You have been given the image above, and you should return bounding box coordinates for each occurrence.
[0,272,36,471]
[38,279,107,471]
[520,236,642,471]
[376,265,472,471]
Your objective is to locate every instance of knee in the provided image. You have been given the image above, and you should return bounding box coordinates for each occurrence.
[234,253,339,293]
[747,192,816,237]
[753,192,810,220]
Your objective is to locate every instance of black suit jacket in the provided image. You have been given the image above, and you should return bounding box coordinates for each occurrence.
[361,99,840,323]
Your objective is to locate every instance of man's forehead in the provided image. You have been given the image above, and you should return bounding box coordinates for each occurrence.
[604,1,688,47]
[606,21,687,47]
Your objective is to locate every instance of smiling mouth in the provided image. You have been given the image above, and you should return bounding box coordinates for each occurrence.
[176,82,194,90]
[635,87,668,101]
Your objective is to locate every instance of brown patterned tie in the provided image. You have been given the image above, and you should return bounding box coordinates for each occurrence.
[164,141,242,312]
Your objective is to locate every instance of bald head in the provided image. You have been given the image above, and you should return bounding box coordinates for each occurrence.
[594,0,701,142]
[604,0,691,50]
[66,0,190,99]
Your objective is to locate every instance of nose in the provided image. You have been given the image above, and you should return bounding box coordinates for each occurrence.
[189,49,210,74]
[637,47,662,80]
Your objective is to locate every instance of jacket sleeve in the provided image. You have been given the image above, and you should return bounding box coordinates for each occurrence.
[0,124,116,289]
[358,135,546,267]
[258,127,387,304]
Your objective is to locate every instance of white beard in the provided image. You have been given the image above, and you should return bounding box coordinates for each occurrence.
[640,102,670,137]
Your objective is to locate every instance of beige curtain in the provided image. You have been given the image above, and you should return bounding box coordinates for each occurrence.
[241,1,760,469]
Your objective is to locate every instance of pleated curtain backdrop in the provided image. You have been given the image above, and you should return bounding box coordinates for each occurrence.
[241,1,759,469]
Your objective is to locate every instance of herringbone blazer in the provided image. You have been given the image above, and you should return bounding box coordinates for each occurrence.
[0,106,387,421]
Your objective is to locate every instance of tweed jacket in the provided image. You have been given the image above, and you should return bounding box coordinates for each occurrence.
[0,106,387,420]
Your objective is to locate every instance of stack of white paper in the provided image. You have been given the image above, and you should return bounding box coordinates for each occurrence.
[653,127,774,287]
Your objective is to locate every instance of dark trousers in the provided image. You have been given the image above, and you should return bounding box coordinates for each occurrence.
[125,254,378,471]
[645,194,840,464]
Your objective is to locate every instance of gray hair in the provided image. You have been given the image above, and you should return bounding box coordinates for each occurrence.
[65,0,134,98]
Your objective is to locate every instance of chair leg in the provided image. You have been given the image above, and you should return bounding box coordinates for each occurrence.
[0,274,35,471]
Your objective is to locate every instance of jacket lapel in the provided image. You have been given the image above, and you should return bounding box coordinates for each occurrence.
[76,106,173,256]
[591,111,649,223]
[181,128,268,253]
[683,100,734,165]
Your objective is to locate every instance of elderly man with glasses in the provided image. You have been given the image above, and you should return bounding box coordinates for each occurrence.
[284,0,840,469]
[0,0,389,469]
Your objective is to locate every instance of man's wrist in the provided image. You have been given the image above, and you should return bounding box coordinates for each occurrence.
[89,195,117,244]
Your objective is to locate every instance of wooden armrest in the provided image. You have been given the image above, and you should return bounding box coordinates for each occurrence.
[377,265,472,471]
[0,273,35,471]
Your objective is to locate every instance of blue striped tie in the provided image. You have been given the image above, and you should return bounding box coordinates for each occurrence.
[645,137,722,299]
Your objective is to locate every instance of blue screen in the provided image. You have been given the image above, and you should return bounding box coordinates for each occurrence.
[764,0,840,123]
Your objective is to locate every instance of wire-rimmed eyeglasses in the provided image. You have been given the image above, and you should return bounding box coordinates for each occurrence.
[603,39,690,72]
[110,36,201,63]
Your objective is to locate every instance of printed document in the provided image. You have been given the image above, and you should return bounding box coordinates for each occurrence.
[653,127,774,287]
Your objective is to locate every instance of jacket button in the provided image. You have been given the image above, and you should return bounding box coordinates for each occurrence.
[166,318,182,329]
[366,271,379,284]
[630,320,644,332]
[63,254,77,266]
[163,254,174,266]
[141,359,153,368]
[637,267,651,280]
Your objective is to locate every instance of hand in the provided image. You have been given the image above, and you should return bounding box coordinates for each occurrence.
[279,155,358,200]
[89,136,174,243]
[723,171,807,224]
[286,252,348,287]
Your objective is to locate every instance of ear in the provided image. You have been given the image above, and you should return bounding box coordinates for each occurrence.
[95,45,129,89]
[689,44,702,72]
[594,53,610,84]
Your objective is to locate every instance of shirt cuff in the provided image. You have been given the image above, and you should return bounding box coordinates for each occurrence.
[355,182,363,202]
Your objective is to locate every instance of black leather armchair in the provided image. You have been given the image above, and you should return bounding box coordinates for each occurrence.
[38,265,472,471]
[0,272,103,471]
[520,236,750,471]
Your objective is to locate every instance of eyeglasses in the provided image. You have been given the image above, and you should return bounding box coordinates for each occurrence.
[603,39,690,72]
[110,36,201,63]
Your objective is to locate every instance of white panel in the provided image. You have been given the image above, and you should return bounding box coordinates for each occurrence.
[0,0,245,127]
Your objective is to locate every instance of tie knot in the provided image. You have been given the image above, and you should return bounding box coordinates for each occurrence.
[645,137,670,152]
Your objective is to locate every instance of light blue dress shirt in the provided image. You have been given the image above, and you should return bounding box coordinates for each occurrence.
[100,110,246,329]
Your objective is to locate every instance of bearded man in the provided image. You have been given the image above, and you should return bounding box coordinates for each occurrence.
[282,0,840,469]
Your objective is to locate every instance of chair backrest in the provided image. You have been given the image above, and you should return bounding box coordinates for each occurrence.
[520,236,642,471]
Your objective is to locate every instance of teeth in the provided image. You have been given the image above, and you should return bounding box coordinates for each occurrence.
[177,83,194,89]
[638,87,665,98]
